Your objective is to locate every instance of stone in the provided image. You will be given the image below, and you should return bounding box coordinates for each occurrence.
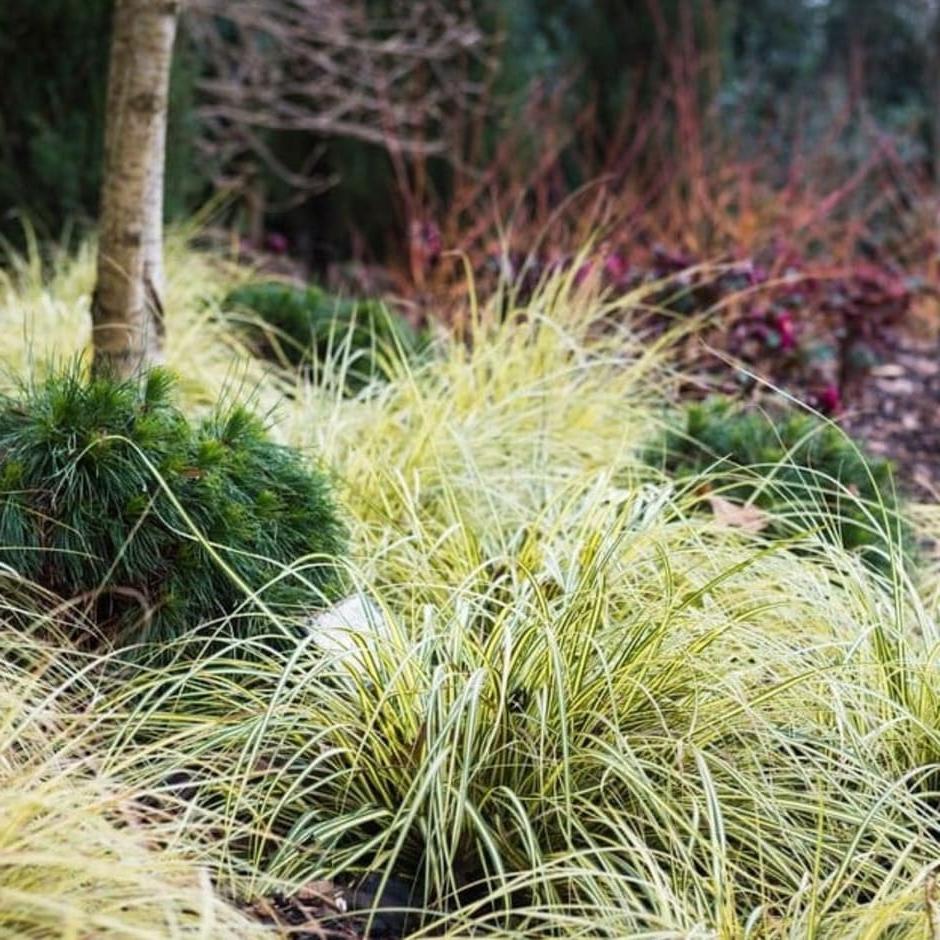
[305,592,394,676]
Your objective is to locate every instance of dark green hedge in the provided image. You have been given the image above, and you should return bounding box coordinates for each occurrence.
[222,281,427,392]
[0,367,346,649]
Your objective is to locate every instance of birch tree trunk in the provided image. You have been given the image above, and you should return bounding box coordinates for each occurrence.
[92,0,179,378]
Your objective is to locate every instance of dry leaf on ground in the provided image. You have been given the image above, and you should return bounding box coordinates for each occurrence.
[707,495,770,533]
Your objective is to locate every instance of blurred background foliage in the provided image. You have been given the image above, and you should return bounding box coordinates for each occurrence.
[2,0,939,267]
[0,0,204,242]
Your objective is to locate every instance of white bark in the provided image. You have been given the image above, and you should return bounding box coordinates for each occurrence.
[92,0,179,378]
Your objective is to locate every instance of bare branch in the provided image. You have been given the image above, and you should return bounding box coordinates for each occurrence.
[185,0,493,196]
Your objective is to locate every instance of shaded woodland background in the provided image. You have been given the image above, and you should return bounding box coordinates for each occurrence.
[5,0,940,275]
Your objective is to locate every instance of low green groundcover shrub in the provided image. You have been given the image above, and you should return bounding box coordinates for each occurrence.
[646,397,912,572]
[0,367,346,647]
[222,280,426,390]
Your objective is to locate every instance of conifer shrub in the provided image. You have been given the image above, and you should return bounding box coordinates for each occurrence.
[646,397,912,572]
[0,367,346,648]
[222,280,426,391]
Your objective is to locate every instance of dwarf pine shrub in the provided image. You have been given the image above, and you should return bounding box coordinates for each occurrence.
[0,367,346,648]
[646,397,912,572]
[222,280,425,391]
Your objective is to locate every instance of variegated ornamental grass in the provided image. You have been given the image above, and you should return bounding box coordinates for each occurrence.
[0,232,938,937]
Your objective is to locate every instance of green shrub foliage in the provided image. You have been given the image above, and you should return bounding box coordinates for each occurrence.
[0,367,346,647]
[647,397,912,572]
[223,281,426,391]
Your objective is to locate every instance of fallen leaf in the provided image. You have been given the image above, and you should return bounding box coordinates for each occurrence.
[296,880,342,905]
[706,495,770,533]
[870,363,904,378]
[876,377,916,395]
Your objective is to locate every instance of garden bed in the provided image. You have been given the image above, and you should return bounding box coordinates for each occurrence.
[1,239,938,939]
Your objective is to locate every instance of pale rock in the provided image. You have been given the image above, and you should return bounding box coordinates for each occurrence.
[305,592,394,676]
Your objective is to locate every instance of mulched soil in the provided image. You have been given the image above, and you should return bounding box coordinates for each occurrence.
[244,886,365,939]
[682,311,940,502]
[841,331,940,502]
[243,878,412,940]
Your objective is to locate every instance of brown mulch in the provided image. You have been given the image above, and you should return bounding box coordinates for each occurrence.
[243,884,363,940]
[842,332,940,502]
[243,878,413,940]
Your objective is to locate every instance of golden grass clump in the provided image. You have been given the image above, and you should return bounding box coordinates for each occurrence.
[0,234,938,937]
[0,617,265,939]
[0,226,279,411]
